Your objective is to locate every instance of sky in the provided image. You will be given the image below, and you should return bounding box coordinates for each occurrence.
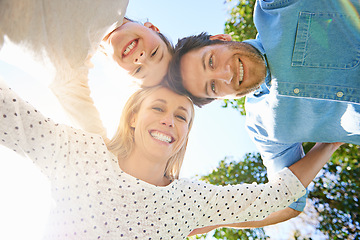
[0,1,322,239]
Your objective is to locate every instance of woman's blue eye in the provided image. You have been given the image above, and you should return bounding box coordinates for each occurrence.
[153,107,163,112]
[176,115,187,121]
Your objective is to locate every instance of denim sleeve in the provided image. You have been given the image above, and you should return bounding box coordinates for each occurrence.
[251,135,307,211]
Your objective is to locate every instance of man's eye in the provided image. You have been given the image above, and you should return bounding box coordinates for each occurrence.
[211,81,216,93]
[209,56,214,68]
[151,47,159,57]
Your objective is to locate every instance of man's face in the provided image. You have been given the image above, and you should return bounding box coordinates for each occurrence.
[180,41,267,99]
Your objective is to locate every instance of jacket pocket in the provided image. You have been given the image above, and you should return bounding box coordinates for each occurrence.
[292,11,360,69]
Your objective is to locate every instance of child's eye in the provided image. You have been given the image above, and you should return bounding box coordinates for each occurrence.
[151,47,159,57]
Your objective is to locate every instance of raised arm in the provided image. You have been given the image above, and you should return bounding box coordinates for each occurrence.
[50,66,109,143]
[189,142,342,236]
[288,142,342,187]
[0,79,98,178]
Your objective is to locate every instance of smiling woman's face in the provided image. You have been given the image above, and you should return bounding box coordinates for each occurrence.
[130,87,193,161]
[107,21,172,87]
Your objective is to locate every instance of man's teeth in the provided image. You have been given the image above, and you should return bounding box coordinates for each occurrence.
[150,131,172,143]
[123,41,136,55]
[239,60,244,84]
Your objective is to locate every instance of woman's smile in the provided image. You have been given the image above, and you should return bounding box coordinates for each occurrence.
[149,130,175,144]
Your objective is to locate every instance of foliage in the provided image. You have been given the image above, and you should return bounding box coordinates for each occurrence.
[224,0,257,42]
[221,0,257,115]
[222,98,246,116]
[308,143,360,239]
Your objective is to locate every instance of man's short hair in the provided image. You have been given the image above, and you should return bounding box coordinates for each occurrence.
[165,32,225,107]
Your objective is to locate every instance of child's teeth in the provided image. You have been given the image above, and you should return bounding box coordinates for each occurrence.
[123,41,136,55]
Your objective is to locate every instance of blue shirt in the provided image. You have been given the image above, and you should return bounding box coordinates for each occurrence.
[245,0,360,211]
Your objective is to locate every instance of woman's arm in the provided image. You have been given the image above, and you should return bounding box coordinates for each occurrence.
[288,142,342,188]
[189,207,300,236]
[190,142,341,236]
[0,80,73,176]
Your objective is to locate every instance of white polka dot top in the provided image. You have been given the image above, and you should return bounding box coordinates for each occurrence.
[0,81,306,239]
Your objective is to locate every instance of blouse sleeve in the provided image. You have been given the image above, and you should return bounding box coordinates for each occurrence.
[194,167,306,227]
[0,80,71,178]
[49,63,109,143]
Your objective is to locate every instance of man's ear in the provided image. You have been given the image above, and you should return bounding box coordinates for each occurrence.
[209,34,232,42]
[144,22,160,33]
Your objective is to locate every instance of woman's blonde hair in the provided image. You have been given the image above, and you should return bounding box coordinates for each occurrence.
[107,85,194,181]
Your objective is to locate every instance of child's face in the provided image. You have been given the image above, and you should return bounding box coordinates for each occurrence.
[107,21,172,86]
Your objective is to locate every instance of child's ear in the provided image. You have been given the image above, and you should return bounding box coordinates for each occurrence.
[144,22,160,33]
[209,34,232,41]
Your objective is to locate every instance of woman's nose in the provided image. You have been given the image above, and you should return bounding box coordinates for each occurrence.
[134,51,146,64]
[160,115,174,127]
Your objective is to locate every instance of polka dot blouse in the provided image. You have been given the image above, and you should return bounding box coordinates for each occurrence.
[0,82,306,239]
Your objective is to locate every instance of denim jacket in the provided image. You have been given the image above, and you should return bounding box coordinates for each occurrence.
[245,0,360,211]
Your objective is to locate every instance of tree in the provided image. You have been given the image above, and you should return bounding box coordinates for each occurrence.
[308,143,360,239]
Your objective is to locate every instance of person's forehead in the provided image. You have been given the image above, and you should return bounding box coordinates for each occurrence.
[180,50,207,95]
[147,88,192,110]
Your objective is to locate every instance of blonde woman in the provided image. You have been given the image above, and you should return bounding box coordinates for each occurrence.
[0,80,341,239]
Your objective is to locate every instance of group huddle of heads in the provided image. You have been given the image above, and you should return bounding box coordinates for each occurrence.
[104,18,267,181]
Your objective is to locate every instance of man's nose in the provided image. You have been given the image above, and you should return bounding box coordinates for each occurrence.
[214,65,232,84]
[134,51,146,64]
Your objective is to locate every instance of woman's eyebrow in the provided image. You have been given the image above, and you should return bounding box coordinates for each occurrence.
[178,106,189,115]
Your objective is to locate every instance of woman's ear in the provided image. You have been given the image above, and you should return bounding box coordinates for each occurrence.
[209,34,232,41]
[144,22,160,33]
[130,113,137,128]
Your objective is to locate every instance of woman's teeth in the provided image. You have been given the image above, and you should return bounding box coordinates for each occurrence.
[123,40,136,56]
[150,131,172,143]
